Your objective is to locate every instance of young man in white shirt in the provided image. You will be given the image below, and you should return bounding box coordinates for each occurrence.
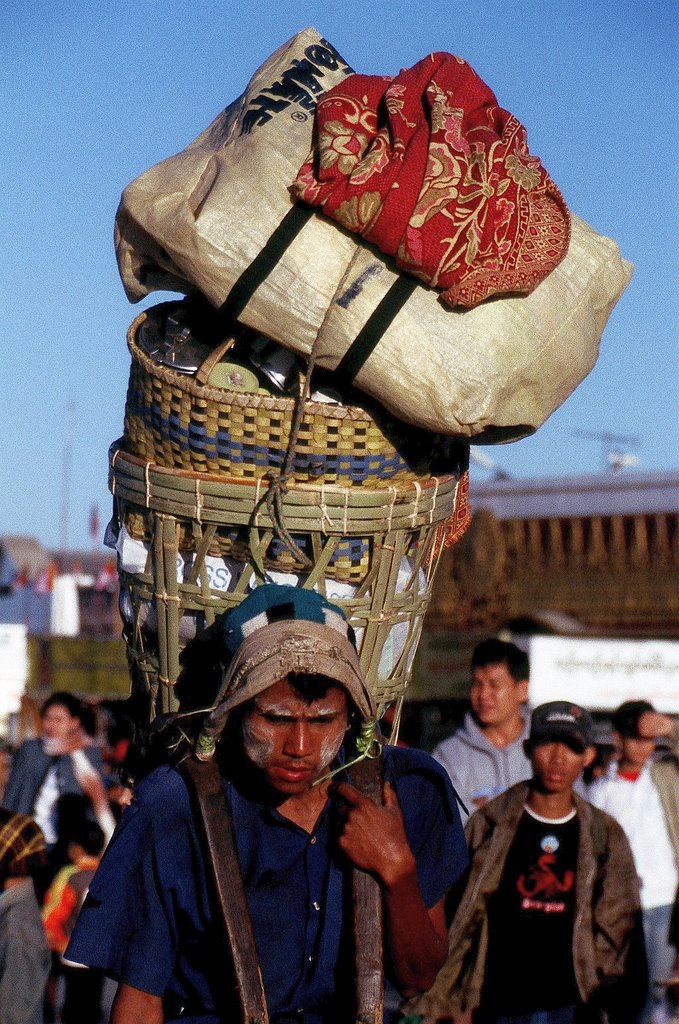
[589,700,679,1024]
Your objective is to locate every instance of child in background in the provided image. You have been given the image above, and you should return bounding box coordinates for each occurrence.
[42,820,105,1024]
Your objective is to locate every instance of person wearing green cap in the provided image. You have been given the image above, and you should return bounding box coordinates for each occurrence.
[66,584,468,1024]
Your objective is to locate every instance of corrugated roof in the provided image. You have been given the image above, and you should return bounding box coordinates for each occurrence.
[469,469,679,519]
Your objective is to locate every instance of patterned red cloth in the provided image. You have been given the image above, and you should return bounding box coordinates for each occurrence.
[292,52,570,308]
[443,468,471,548]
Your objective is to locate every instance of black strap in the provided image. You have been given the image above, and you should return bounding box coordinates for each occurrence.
[218,205,314,322]
[219,203,416,397]
[182,757,269,1024]
[334,276,418,384]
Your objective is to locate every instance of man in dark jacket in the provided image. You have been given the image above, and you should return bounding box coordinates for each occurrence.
[409,701,647,1024]
[66,585,468,1024]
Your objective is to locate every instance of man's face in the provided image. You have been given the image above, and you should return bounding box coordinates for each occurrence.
[42,704,80,745]
[617,733,655,773]
[530,740,594,795]
[242,678,349,795]
[469,661,528,730]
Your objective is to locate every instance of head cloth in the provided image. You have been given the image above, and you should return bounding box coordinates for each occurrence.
[196,585,375,758]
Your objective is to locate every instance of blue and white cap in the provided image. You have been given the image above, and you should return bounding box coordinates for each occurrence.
[219,584,357,659]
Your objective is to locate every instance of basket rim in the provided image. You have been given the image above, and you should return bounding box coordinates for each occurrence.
[110,442,460,498]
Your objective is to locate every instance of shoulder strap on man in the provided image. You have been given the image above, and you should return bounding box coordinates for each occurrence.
[184,751,387,1024]
[181,756,269,1024]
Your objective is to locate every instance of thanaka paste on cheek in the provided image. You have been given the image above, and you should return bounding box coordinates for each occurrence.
[242,718,276,769]
[318,730,345,772]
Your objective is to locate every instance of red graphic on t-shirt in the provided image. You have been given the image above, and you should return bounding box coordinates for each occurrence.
[516,852,574,910]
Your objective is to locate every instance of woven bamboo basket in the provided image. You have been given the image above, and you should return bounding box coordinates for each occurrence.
[109,444,469,720]
[122,303,458,487]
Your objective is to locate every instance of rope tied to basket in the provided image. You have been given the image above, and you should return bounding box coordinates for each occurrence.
[257,247,395,573]
[259,263,343,570]
[262,348,318,570]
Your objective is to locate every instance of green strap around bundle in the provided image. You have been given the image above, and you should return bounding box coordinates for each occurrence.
[218,202,418,389]
[218,205,314,323]
[334,276,417,383]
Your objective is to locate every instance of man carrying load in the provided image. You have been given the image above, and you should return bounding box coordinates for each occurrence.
[66,585,468,1023]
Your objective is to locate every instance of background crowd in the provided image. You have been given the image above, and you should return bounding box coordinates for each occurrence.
[423,640,678,1024]
[0,690,132,1024]
[0,641,677,1024]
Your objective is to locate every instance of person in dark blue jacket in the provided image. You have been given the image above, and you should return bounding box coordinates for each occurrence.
[67,586,468,1024]
[4,692,110,853]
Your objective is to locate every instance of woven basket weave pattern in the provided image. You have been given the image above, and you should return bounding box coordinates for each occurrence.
[123,509,376,583]
[123,306,447,486]
[110,446,465,716]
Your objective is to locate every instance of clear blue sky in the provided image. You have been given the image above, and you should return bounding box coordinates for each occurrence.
[1,1,677,551]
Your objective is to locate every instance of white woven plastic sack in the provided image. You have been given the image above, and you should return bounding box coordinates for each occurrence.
[115,28,633,440]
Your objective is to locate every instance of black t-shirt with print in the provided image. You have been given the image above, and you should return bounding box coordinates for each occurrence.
[481,808,580,1014]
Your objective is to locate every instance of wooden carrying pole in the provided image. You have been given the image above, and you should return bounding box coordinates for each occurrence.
[350,756,385,1024]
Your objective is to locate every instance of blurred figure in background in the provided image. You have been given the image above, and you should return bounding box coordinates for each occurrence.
[589,701,679,1024]
[582,720,618,788]
[43,819,106,1024]
[3,691,115,868]
[665,887,679,1024]
[432,639,531,816]
[0,807,50,1024]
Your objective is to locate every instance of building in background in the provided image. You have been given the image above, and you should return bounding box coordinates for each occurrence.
[2,469,678,744]
[0,538,127,735]
[408,470,679,747]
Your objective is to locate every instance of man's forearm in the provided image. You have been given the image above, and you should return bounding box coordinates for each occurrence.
[383,870,448,997]
[111,983,163,1024]
[334,779,449,995]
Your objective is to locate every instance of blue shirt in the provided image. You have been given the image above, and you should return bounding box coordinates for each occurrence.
[67,745,467,1023]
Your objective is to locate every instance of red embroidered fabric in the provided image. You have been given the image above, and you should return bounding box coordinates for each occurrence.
[443,468,471,548]
[292,52,570,308]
